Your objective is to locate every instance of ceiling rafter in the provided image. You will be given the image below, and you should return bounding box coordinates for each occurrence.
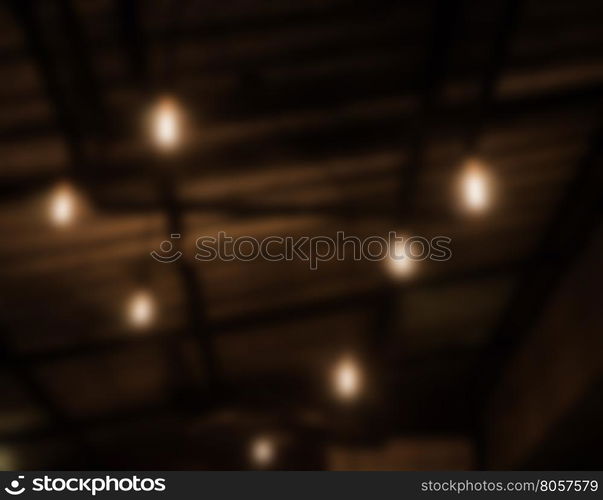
[368,0,462,417]
[115,0,220,396]
[478,118,603,404]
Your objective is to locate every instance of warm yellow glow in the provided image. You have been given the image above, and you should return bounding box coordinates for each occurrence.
[250,436,274,468]
[151,97,180,150]
[49,182,77,227]
[333,356,362,401]
[128,290,155,328]
[0,446,18,469]
[386,239,416,279]
[460,159,490,212]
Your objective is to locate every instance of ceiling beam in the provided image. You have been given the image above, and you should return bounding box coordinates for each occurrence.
[464,0,523,153]
[0,323,94,464]
[115,0,150,89]
[0,345,490,447]
[116,0,221,395]
[476,117,603,466]
[7,0,86,173]
[16,259,520,366]
[370,0,461,414]
[397,0,460,219]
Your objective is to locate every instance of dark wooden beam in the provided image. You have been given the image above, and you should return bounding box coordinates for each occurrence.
[17,258,521,366]
[482,219,603,468]
[1,81,599,211]
[481,118,603,377]
[0,323,94,464]
[156,165,220,394]
[464,0,523,153]
[116,0,150,89]
[371,0,461,423]
[56,0,109,139]
[115,0,220,394]
[7,0,85,174]
[0,345,492,448]
[5,0,108,465]
[476,117,603,466]
[398,0,461,218]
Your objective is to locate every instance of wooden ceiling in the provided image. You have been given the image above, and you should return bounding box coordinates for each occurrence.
[0,0,601,469]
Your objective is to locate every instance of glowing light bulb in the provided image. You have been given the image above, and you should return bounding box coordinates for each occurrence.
[460,159,490,212]
[386,239,415,279]
[250,436,274,468]
[151,97,180,150]
[333,356,362,401]
[128,290,155,328]
[49,182,77,227]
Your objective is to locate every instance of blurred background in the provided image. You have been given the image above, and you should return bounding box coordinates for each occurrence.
[0,0,602,470]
